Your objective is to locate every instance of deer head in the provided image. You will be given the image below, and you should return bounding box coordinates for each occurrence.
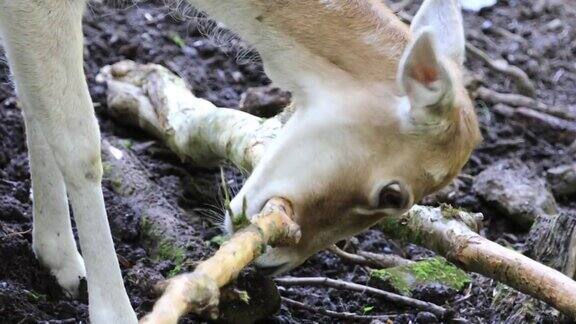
[213,0,481,274]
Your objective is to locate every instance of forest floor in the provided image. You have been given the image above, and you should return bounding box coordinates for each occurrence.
[1,0,575,323]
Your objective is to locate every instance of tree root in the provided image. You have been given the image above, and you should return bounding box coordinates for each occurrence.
[100,61,576,320]
[140,198,300,324]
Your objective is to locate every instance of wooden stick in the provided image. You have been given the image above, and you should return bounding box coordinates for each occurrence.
[139,198,300,324]
[281,297,395,321]
[380,205,576,319]
[275,276,449,319]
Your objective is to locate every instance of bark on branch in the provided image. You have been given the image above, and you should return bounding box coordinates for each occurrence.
[99,61,576,319]
[139,198,300,324]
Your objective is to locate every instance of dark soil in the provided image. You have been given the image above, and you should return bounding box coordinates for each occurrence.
[1,0,575,323]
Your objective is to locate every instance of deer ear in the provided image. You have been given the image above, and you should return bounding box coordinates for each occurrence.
[411,0,465,65]
[398,29,453,120]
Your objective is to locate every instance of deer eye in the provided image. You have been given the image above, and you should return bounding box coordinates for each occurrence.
[377,182,408,210]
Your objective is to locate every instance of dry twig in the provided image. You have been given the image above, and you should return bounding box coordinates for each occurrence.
[380,205,576,319]
[476,86,576,120]
[329,244,413,269]
[275,276,449,319]
[281,297,395,321]
[466,43,536,97]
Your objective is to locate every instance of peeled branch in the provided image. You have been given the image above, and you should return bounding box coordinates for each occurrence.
[100,61,576,319]
[380,205,576,319]
[97,60,281,172]
[140,198,300,324]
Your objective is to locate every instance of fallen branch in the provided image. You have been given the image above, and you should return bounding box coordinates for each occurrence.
[379,205,576,319]
[100,61,576,319]
[101,139,205,259]
[97,60,281,172]
[140,198,300,324]
[281,297,395,321]
[275,277,448,319]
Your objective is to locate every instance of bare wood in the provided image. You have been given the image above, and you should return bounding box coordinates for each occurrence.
[275,276,448,319]
[97,60,281,172]
[140,198,300,324]
[380,205,576,319]
[329,244,413,268]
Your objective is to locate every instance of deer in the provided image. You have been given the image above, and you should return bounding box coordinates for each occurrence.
[0,0,480,322]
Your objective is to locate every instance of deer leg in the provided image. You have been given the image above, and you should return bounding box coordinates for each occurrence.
[0,1,136,323]
[22,110,87,297]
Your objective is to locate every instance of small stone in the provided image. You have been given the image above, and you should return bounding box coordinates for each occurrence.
[473,159,557,228]
[238,86,291,118]
[547,164,576,197]
[415,311,439,323]
[412,283,457,305]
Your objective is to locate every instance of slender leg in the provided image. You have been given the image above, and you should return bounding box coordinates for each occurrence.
[23,110,86,297]
[0,1,136,322]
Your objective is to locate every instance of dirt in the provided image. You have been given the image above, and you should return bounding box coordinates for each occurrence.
[1,0,575,323]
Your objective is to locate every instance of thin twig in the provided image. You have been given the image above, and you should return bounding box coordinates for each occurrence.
[275,276,449,319]
[466,43,535,97]
[281,297,395,321]
[476,86,575,120]
[329,245,413,269]
[0,228,31,240]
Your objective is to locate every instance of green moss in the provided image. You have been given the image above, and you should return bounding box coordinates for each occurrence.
[379,215,421,246]
[140,216,187,277]
[102,161,113,176]
[25,290,47,302]
[118,139,134,150]
[208,235,228,247]
[168,32,186,48]
[440,203,461,219]
[410,257,470,290]
[157,240,186,265]
[371,268,412,295]
[371,257,470,296]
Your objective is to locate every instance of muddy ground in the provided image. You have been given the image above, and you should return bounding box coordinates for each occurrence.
[1,0,575,323]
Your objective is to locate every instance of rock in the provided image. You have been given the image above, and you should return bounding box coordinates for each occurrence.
[238,86,291,118]
[547,164,576,197]
[473,159,557,228]
[412,284,458,305]
[218,270,281,324]
[415,311,439,323]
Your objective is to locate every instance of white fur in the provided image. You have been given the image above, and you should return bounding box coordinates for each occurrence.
[0,1,136,323]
